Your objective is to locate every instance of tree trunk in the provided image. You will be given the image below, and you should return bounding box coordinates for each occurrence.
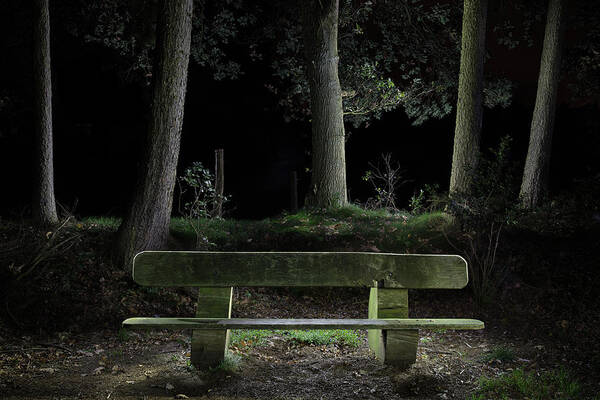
[32,0,58,226]
[301,0,348,208]
[519,0,566,208]
[449,0,488,196]
[114,0,193,269]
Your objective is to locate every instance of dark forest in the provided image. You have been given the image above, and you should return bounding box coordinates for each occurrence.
[1,0,599,398]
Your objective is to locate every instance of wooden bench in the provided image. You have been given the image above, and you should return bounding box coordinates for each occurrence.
[123,251,484,369]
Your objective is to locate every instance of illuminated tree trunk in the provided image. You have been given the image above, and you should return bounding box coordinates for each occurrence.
[449,0,488,195]
[115,0,193,269]
[519,0,566,208]
[32,0,58,226]
[302,0,348,208]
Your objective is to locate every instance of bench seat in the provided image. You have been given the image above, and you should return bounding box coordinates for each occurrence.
[123,317,484,330]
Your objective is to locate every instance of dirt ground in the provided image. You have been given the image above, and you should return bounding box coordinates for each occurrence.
[1,287,598,399]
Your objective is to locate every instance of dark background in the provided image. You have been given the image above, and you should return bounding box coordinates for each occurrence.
[1,5,599,219]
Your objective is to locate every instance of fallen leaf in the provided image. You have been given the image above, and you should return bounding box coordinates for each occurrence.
[93,366,104,375]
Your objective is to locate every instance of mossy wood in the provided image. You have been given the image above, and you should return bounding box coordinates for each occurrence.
[123,317,484,330]
[133,251,468,289]
[125,251,484,370]
[368,287,419,368]
[190,287,232,368]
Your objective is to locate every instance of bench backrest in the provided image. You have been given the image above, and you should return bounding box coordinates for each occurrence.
[133,251,468,289]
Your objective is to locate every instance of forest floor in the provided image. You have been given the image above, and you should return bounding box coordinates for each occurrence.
[1,208,599,399]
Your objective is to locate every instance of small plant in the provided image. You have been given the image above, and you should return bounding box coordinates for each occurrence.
[177,162,229,249]
[362,153,410,212]
[117,327,130,343]
[409,183,444,214]
[185,359,195,371]
[481,346,516,363]
[210,350,242,373]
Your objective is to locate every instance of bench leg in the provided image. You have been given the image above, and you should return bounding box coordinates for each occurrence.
[368,287,418,369]
[190,287,233,369]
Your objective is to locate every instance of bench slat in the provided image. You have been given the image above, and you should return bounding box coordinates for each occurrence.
[133,252,468,289]
[122,317,484,330]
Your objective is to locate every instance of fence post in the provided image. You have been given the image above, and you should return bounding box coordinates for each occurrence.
[213,149,224,218]
[290,171,298,213]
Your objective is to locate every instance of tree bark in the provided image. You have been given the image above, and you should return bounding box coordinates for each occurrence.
[32,0,58,226]
[301,0,348,208]
[519,0,566,208]
[114,0,193,269]
[449,0,488,196]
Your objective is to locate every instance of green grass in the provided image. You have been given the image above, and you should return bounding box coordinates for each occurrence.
[210,350,242,373]
[230,329,275,347]
[81,205,453,253]
[481,346,516,363]
[470,368,581,400]
[229,329,361,348]
[169,205,453,253]
[284,329,360,347]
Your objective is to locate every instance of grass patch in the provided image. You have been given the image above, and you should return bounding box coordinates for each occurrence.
[230,329,274,347]
[481,346,516,363]
[210,351,242,373]
[229,329,361,349]
[285,329,360,347]
[470,368,581,400]
[169,205,454,253]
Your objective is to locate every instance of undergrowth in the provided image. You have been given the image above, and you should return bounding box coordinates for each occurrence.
[170,206,452,253]
[470,368,581,400]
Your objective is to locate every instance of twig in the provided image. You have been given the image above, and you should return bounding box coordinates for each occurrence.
[423,349,457,355]
[0,347,55,353]
[34,342,73,353]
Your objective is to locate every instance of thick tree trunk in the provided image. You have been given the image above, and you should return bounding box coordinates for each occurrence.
[32,0,58,226]
[449,0,488,196]
[519,0,566,208]
[114,0,193,269]
[301,0,348,208]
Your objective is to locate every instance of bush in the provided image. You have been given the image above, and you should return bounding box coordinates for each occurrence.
[446,136,519,305]
[362,153,410,212]
[177,162,229,248]
[409,183,445,214]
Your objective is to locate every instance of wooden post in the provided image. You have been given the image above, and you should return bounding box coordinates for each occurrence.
[213,149,224,218]
[190,287,232,368]
[290,171,298,213]
[368,283,418,369]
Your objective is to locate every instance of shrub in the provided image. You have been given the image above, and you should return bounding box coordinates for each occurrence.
[446,136,519,305]
[177,162,229,248]
[409,183,445,214]
[362,153,410,212]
